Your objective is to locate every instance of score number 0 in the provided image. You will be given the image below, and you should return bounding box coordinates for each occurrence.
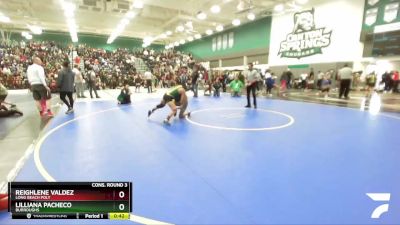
[118,191,126,211]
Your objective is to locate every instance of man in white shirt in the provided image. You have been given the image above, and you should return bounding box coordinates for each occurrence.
[144,71,153,93]
[244,63,261,109]
[73,65,86,98]
[338,64,353,99]
[27,57,53,117]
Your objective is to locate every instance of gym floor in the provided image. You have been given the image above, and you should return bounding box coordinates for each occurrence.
[1,90,399,225]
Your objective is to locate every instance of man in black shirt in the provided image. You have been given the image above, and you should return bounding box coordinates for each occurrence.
[191,65,200,97]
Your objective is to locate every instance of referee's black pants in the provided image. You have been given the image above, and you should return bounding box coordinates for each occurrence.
[246,83,257,107]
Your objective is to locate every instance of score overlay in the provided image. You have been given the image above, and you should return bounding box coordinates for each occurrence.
[8,182,132,220]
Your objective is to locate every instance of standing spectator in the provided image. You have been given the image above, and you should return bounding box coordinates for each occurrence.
[265,72,275,97]
[88,66,100,98]
[279,69,289,96]
[300,72,308,91]
[338,64,353,99]
[365,72,377,98]
[317,71,324,90]
[134,74,142,93]
[392,70,399,93]
[286,69,293,89]
[57,61,75,114]
[382,71,391,92]
[191,65,200,98]
[27,57,54,117]
[73,65,85,98]
[144,70,153,93]
[244,63,260,108]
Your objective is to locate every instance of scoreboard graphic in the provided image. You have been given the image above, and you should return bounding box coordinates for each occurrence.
[7,182,132,220]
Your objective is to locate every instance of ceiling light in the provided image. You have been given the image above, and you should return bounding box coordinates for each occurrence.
[133,0,144,9]
[160,33,167,39]
[21,31,29,37]
[62,2,76,12]
[176,25,184,32]
[232,19,240,26]
[296,0,309,4]
[142,43,147,48]
[216,25,224,32]
[187,36,194,42]
[206,29,213,35]
[143,36,153,43]
[0,15,11,23]
[174,42,179,46]
[210,5,221,14]
[180,39,185,44]
[237,1,245,11]
[25,34,32,40]
[126,11,135,19]
[274,4,284,12]
[197,11,207,20]
[28,25,42,35]
[165,45,169,50]
[194,34,202,39]
[64,10,74,18]
[247,13,255,20]
[166,31,172,35]
[120,18,129,26]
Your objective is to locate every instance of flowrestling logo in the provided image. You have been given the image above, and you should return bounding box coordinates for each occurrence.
[278,8,332,59]
[367,193,391,219]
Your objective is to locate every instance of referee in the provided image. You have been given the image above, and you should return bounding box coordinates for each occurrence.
[244,63,261,109]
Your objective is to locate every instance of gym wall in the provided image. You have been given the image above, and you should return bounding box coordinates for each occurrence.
[177,17,271,63]
[6,31,164,51]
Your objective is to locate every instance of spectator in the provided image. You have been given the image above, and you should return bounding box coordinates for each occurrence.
[73,65,86,98]
[265,72,275,97]
[365,72,377,98]
[57,61,75,114]
[213,78,222,97]
[87,66,100,98]
[392,70,399,93]
[191,64,200,98]
[117,83,131,104]
[338,64,353,99]
[279,69,290,96]
[144,70,153,93]
[27,57,54,117]
[320,75,331,99]
[230,76,244,97]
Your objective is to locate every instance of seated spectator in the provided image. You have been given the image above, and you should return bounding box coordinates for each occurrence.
[0,82,23,117]
[213,79,222,97]
[229,77,244,97]
[204,80,212,96]
[117,83,131,105]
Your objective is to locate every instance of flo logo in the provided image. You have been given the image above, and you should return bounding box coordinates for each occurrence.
[278,8,332,59]
[366,193,391,219]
